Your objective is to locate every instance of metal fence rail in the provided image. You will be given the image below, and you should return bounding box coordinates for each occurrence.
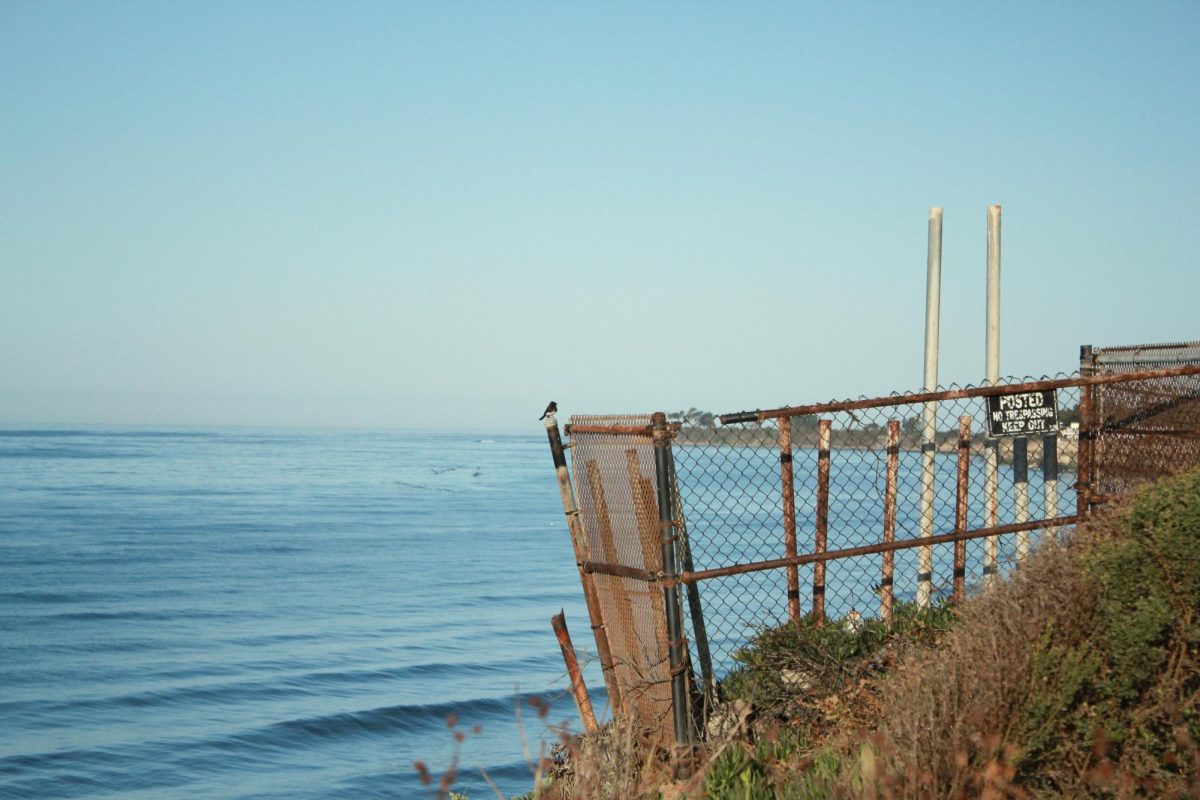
[548,352,1200,757]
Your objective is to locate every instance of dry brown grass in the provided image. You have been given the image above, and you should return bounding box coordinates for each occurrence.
[862,479,1200,799]
[536,714,675,800]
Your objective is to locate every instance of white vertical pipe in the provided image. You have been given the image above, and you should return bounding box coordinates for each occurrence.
[917,206,942,609]
[984,204,1001,585]
[986,205,1002,385]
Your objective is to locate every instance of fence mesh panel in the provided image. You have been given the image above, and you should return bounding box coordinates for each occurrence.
[1087,343,1200,497]
[671,376,1080,679]
[568,415,674,730]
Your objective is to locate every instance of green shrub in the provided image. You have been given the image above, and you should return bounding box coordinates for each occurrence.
[1012,468,1200,790]
[719,600,955,715]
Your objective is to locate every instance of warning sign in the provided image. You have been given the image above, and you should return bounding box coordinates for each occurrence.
[986,389,1059,437]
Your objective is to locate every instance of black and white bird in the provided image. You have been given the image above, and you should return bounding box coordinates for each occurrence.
[539,401,558,421]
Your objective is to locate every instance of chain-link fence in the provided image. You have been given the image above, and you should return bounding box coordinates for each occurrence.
[671,375,1082,683]
[1086,343,1200,498]
[550,350,1200,752]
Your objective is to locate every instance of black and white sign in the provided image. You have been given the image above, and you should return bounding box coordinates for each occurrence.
[986,389,1059,437]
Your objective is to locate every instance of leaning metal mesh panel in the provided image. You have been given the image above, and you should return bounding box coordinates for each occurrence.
[568,415,672,729]
[671,376,1083,680]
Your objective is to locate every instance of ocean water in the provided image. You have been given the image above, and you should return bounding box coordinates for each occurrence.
[0,427,601,800]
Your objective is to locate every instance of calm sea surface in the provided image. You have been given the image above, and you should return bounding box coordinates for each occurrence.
[0,427,601,799]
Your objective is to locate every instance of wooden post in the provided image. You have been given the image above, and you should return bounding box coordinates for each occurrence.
[552,611,598,733]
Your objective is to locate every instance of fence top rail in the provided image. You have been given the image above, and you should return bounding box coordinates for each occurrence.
[565,421,683,437]
[718,364,1200,425]
[1089,340,1200,355]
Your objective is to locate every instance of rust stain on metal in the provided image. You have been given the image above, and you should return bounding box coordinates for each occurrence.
[627,450,669,653]
[881,420,899,624]
[779,416,799,622]
[585,459,644,697]
[814,419,831,625]
[954,415,971,603]
[1077,381,1095,518]
[568,423,655,436]
[580,560,658,582]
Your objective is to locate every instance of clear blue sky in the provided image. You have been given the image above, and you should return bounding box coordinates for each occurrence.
[3,1,1197,430]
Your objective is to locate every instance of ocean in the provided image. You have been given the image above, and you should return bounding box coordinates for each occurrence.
[0,426,600,799]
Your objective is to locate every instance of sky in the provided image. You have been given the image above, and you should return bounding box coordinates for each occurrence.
[3,0,1198,431]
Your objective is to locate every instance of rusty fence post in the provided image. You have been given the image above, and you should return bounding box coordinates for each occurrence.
[652,413,694,770]
[551,611,598,733]
[983,435,999,586]
[881,420,899,625]
[954,415,972,603]
[814,419,831,625]
[779,416,800,622]
[666,445,714,721]
[544,416,621,713]
[1078,346,1097,519]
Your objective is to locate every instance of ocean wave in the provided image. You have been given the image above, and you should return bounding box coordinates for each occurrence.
[0,655,566,725]
[234,692,558,748]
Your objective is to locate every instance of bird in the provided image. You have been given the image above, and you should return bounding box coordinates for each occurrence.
[539,401,558,421]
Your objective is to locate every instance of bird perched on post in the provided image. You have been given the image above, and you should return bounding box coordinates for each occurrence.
[539,401,558,421]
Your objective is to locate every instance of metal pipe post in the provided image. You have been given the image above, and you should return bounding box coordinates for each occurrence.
[1013,437,1030,560]
[1043,432,1059,540]
[954,416,972,603]
[984,204,1002,585]
[986,205,1002,384]
[1077,346,1096,518]
[665,445,714,721]
[779,416,800,622]
[918,206,943,609]
[544,416,621,712]
[652,413,694,769]
[814,419,831,625]
[881,420,899,624]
